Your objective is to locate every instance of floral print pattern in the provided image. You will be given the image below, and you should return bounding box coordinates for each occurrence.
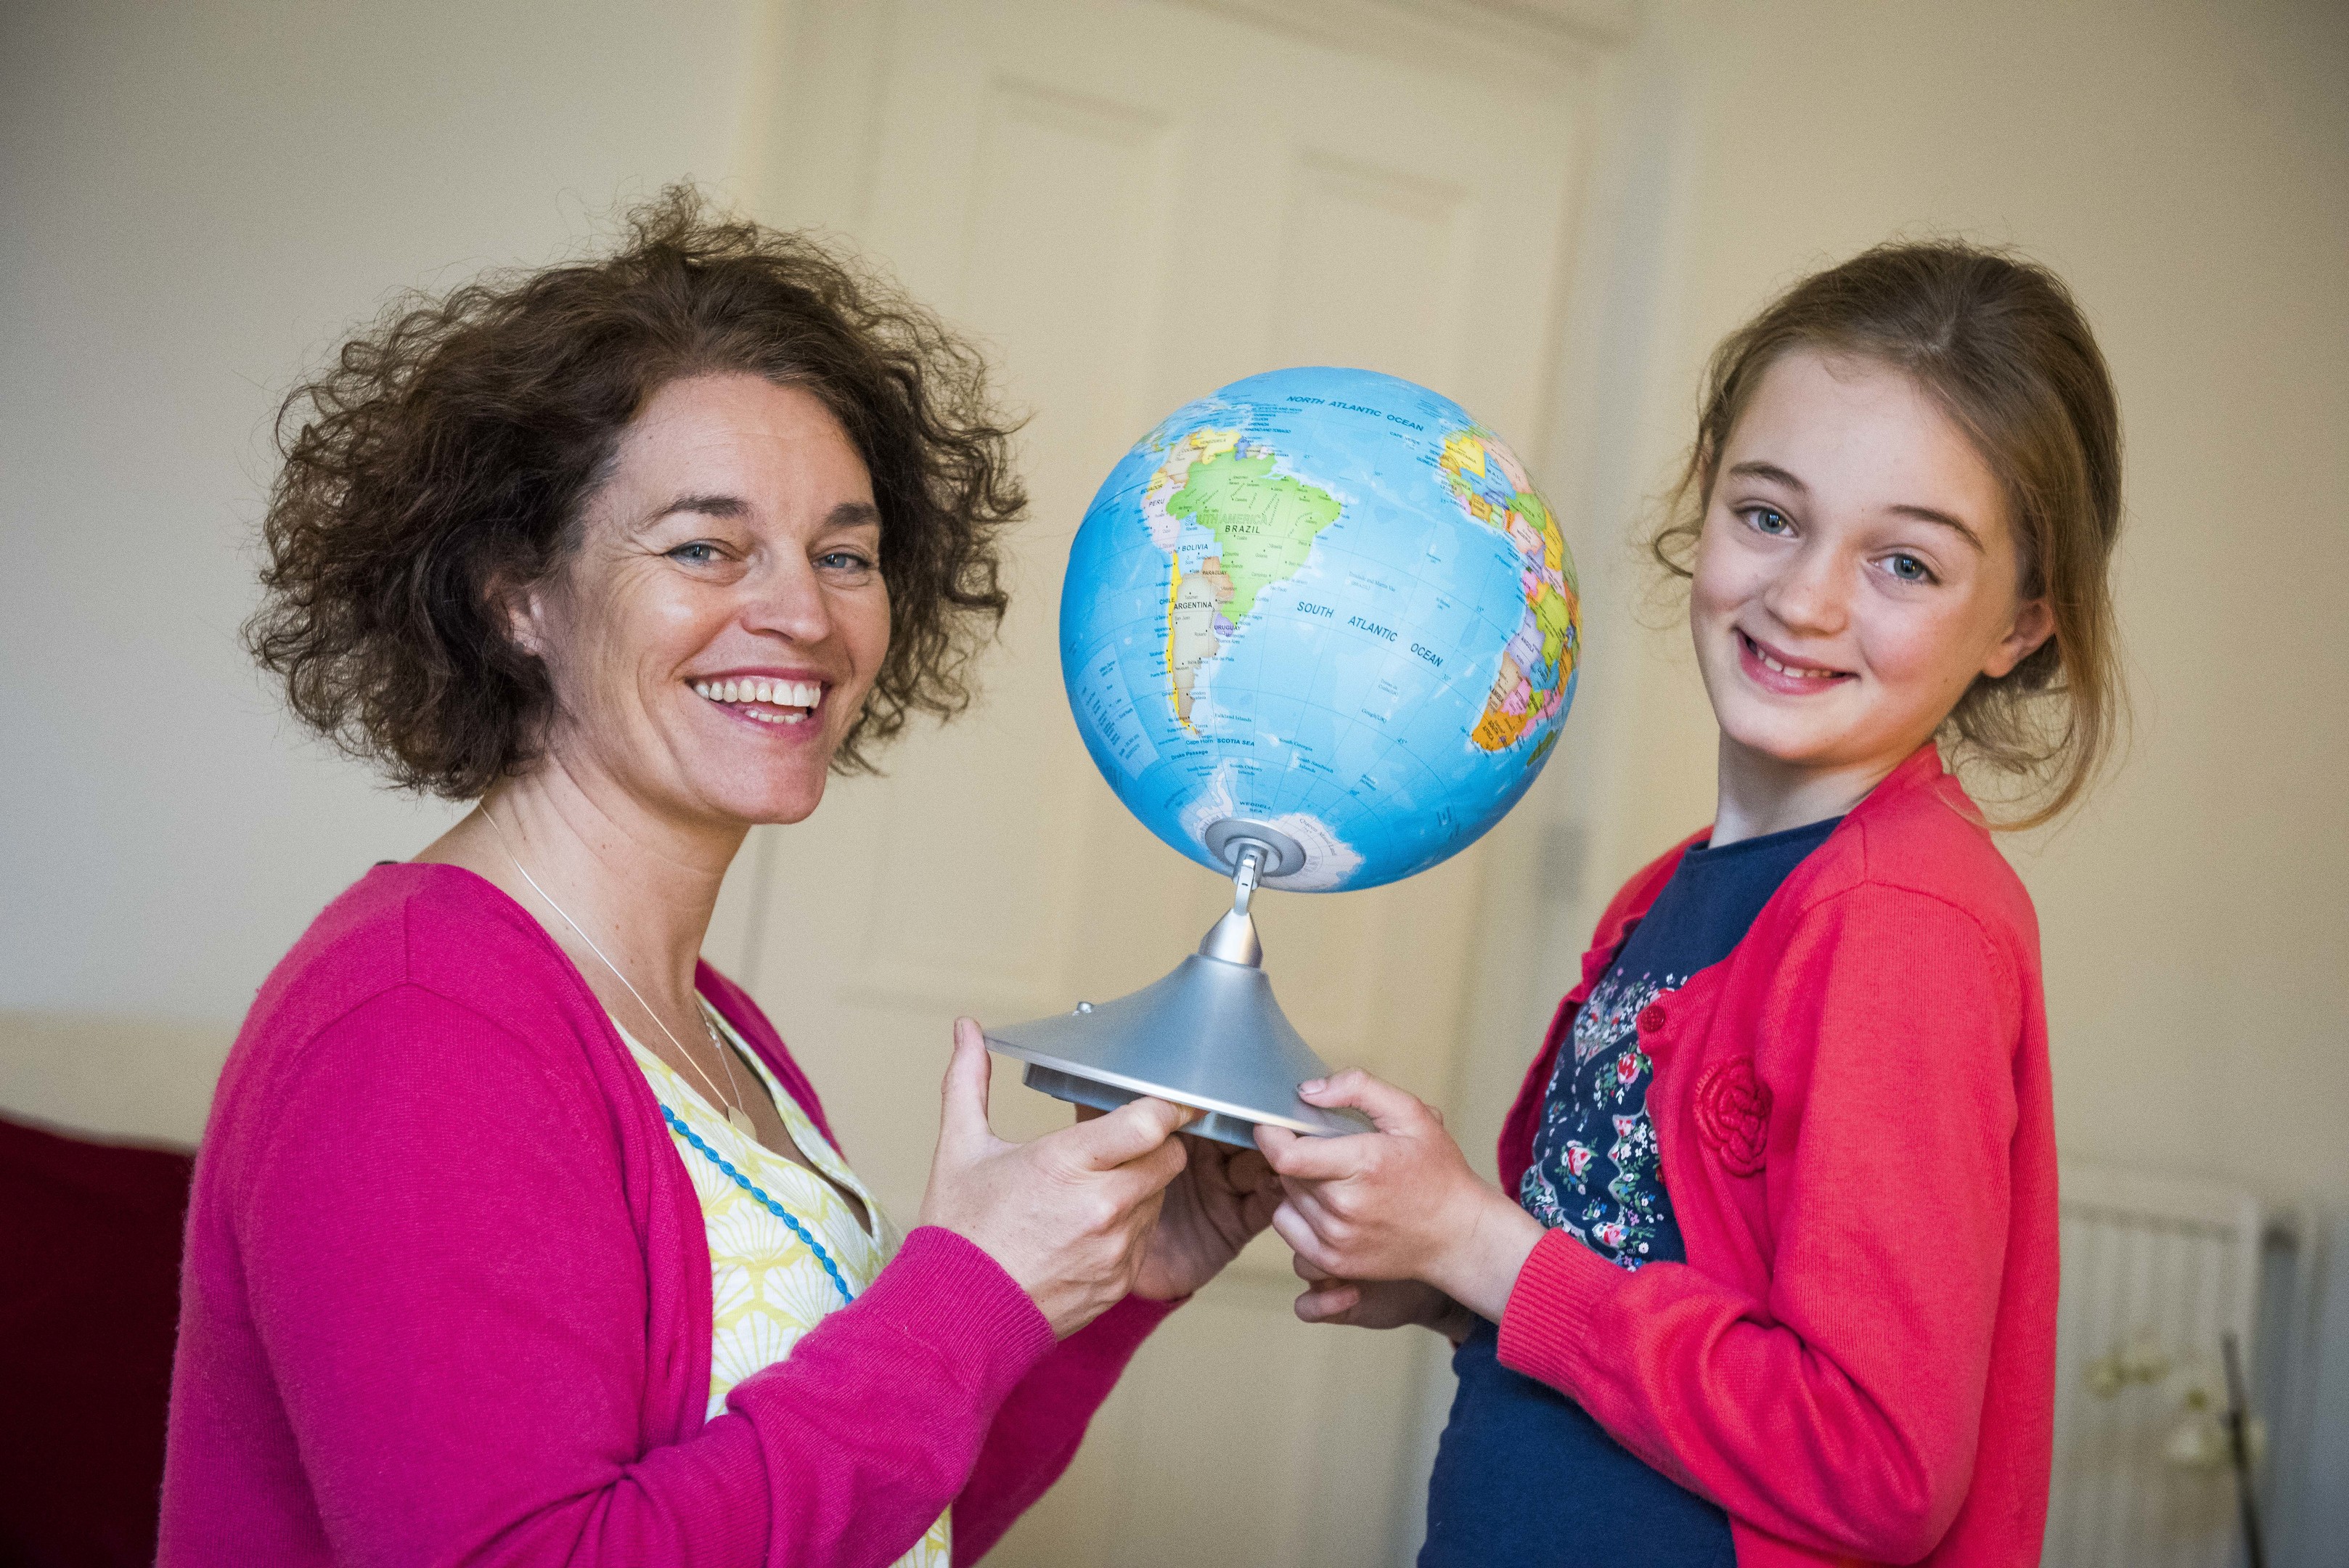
[1518,967,1687,1270]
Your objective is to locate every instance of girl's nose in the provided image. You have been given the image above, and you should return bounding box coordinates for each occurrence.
[1760,540,1848,637]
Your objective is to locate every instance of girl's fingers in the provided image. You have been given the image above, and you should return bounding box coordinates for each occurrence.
[1252,1124,1299,1164]
[1243,1183,1284,1231]
[1296,1068,1429,1134]
[1276,1177,1344,1236]
[1256,1128,1365,1182]
[1270,1199,1338,1273]
[1294,1282,1361,1323]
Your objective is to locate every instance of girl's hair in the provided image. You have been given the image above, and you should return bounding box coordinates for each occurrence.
[1653,241,2125,828]
[247,185,1020,799]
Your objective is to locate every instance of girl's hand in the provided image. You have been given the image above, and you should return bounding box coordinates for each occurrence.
[1255,1069,1544,1324]
[919,1019,1195,1337]
[1077,1111,1282,1300]
[1291,1253,1476,1343]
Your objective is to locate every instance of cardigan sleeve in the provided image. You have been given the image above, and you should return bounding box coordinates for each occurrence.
[237,984,1057,1568]
[1494,883,2022,1563]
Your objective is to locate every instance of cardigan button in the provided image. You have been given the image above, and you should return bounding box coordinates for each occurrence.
[1638,1003,1668,1034]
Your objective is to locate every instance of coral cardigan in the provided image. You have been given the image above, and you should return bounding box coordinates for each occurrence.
[160,863,1171,1568]
[1495,746,2057,1567]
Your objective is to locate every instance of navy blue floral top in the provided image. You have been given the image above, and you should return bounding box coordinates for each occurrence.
[1419,816,1839,1568]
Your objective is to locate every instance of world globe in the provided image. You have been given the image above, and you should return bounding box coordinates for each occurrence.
[1060,367,1583,895]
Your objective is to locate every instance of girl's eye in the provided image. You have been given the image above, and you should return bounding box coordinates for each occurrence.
[1743,506,1793,535]
[1884,553,1936,584]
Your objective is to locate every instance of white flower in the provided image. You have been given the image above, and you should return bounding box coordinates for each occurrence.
[764,1262,846,1327]
[711,1311,804,1390]
[710,1262,755,1320]
[707,1201,783,1262]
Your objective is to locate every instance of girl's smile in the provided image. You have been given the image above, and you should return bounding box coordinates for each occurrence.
[1734,628,1855,693]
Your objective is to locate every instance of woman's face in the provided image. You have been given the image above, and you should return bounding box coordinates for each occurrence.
[518,372,891,830]
[1689,349,2052,785]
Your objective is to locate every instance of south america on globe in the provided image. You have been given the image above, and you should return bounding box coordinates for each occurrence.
[1061,366,1582,893]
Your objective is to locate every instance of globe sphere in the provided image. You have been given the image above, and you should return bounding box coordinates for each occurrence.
[1060,367,1581,893]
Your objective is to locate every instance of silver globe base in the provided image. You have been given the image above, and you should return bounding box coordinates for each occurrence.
[986,955,1370,1148]
[984,825,1370,1150]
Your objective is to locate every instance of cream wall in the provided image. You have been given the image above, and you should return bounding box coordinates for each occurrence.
[1,0,765,1134]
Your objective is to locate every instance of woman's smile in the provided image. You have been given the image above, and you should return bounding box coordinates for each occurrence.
[690,671,831,728]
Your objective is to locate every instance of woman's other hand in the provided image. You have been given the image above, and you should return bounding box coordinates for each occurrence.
[1074,1113,1280,1301]
[1255,1069,1543,1325]
[1291,1254,1476,1343]
[919,1019,1194,1337]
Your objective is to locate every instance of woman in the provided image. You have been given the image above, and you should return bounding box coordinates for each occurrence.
[160,190,1277,1567]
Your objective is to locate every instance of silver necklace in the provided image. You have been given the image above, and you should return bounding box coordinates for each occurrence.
[483,808,760,1142]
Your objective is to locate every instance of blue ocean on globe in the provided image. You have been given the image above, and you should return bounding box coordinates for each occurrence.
[1059,367,1582,893]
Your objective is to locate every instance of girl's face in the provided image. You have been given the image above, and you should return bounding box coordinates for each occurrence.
[1690,349,2051,791]
[516,372,892,830]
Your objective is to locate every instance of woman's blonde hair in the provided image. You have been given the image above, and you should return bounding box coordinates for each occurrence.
[1654,241,2126,828]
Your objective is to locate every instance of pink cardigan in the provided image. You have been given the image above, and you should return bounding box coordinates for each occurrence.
[1495,746,2058,1567]
[160,863,1172,1567]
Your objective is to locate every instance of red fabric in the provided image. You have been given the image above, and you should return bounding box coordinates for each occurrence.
[1494,746,2058,1568]
[0,1116,192,1568]
[160,862,1172,1567]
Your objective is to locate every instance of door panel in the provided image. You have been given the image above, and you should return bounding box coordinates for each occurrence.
[1273,152,1473,391]
[739,3,1612,1559]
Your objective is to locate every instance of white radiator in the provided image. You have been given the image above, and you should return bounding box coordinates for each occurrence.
[2044,1162,2267,1568]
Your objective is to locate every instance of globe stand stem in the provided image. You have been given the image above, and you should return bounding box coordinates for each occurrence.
[982,823,1371,1148]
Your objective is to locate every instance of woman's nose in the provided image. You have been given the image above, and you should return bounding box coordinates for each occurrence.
[743,556,835,644]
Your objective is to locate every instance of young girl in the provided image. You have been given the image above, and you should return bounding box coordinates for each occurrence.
[1256,242,2123,1568]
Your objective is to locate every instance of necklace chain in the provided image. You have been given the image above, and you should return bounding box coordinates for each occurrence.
[481,808,751,1129]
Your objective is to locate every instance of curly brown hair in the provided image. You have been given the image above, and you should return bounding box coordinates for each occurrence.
[246,186,1020,797]
[1652,241,2126,828]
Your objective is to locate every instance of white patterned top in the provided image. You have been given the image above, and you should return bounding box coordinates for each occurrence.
[618,1009,950,1568]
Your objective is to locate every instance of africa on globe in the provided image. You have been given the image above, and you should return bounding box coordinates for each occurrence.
[1061,367,1582,894]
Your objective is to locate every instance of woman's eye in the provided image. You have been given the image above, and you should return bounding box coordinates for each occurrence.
[1884,553,1935,583]
[666,542,722,566]
[1743,506,1792,535]
[818,551,875,573]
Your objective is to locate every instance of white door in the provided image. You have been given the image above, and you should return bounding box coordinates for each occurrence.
[722,3,1622,1559]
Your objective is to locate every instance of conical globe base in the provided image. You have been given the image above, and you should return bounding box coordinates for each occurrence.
[984,954,1371,1149]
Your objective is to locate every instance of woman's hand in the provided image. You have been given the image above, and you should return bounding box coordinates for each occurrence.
[1291,1253,1476,1342]
[918,1019,1195,1338]
[1078,1118,1278,1300]
[1255,1069,1544,1325]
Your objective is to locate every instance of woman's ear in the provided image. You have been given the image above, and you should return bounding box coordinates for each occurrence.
[1983,597,2055,679]
[490,573,548,660]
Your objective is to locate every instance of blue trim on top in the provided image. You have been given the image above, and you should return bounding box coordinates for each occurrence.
[659,1103,854,1306]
